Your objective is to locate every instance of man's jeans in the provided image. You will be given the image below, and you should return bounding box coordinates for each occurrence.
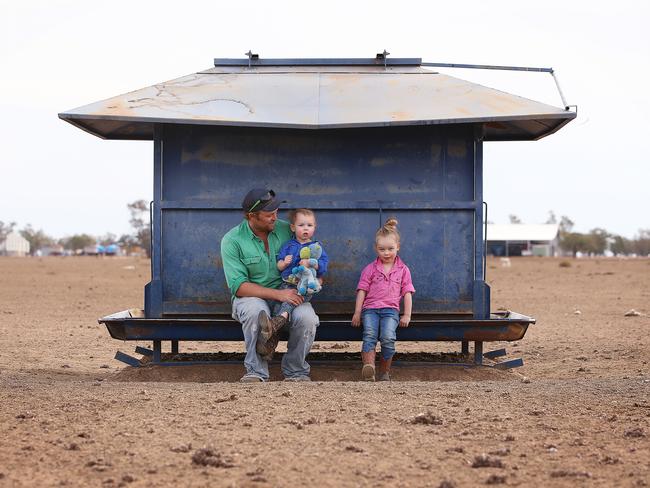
[361,308,399,360]
[232,296,319,381]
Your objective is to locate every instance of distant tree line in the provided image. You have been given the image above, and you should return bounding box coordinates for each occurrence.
[507,211,650,257]
[0,200,151,257]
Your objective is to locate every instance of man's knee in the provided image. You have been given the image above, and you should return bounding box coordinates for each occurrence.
[291,303,319,329]
[234,297,269,324]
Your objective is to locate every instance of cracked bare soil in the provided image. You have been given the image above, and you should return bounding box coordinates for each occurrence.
[0,256,649,487]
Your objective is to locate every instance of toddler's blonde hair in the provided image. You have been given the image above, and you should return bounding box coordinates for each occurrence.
[376,217,400,244]
[288,208,315,224]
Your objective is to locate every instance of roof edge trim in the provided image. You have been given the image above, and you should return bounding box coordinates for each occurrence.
[213,58,423,67]
[58,111,576,141]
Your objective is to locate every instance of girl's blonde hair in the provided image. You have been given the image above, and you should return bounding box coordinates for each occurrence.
[376,217,400,244]
[288,208,315,224]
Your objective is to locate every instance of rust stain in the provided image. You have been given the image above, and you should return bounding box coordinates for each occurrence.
[447,139,467,158]
[370,157,388,167]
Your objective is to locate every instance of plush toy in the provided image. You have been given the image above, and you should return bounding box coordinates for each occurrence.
[289,243,323,296]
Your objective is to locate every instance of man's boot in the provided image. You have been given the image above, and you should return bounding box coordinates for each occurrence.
[378,356,392,381]
[256,311,288,359]
[361,351,376,381]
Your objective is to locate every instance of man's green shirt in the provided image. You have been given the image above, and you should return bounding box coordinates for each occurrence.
[221,219,292,299]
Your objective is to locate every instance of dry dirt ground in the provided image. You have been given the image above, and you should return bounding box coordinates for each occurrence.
[0,256,649,487]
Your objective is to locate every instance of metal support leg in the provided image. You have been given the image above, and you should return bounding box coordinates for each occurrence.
[461,341,469,356]
[153,340,162,363]
[171,340,179,354]
[474,341,483,365]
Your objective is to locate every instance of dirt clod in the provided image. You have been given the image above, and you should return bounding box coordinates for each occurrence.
[624,309,642,317]
[485,474,507,485]
[191,448,234,468]
[550,469,591,478]
[214,394,238,403]
[410,412,443,425]
[488,448,510,456]
[170,443,192,453]
[472,454,505,468]
[345,445,364,453]
[624,428,646,438]
[438,481,456,488]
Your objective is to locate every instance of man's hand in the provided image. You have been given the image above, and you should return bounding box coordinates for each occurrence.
[351,312,361,327]
[399,314,411,328]
[276,287,304,306]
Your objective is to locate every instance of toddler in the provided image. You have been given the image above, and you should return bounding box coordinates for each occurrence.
[257,208,328,360]
[351,218,414,381]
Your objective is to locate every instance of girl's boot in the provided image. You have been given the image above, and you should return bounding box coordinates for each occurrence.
[361,351,376,381]
[378,356,392,381]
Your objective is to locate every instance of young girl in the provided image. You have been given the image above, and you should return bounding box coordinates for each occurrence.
[351,218,415,381]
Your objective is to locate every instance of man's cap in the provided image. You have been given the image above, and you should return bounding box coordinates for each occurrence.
[242,188,283,213]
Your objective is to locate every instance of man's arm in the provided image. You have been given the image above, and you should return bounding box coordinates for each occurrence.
[237,281,304,306]
[221,232,303,306]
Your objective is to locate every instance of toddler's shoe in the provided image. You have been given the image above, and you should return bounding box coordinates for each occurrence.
[362,363,376,381]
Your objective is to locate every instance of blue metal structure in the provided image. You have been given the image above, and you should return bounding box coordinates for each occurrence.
[60,56,575,367]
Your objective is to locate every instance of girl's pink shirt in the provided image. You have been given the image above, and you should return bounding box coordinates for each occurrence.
[356,256,415,311]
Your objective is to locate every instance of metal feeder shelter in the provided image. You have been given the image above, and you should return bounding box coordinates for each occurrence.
[59,54,575,368]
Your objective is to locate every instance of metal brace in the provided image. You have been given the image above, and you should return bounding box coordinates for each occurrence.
[421,61,576,111]
[376,50,390,69]
[245,50,259,68]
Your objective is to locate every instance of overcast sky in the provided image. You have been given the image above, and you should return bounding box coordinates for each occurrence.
[1,0,649,239]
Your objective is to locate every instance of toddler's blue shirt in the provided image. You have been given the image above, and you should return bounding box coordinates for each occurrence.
[277,238,329,280]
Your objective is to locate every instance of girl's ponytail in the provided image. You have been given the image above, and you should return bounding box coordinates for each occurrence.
[376,217,400,244]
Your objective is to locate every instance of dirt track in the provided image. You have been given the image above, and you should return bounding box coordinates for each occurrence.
[1,256,649,487]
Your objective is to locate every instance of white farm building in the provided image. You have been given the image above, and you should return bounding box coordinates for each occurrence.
[486,224,559,257]
[0,231,30,257]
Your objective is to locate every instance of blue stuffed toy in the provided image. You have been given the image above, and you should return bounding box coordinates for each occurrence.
[288,243,323,296]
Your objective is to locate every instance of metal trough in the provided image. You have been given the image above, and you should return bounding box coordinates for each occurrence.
[100,310,534,368]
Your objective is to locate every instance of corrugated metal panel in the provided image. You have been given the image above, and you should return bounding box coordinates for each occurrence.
[59,64,575,141]
[486,224,559,242]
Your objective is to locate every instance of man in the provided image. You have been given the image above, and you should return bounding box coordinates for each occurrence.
[220,188,319,382]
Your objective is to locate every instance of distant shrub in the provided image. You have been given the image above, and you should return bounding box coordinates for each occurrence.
[559,260,572,268]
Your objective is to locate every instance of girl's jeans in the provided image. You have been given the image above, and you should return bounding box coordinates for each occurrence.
[361,308,399,360]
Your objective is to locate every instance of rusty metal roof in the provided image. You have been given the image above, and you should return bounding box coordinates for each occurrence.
[59,59,575,141]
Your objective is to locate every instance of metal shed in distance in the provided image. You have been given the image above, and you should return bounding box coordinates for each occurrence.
[60,56,576,366]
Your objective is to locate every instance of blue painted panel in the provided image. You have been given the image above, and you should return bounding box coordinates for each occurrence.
[445,136,475,200]
[161,210,238,311]
[158,124,477,315]
[161,125,474,204]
